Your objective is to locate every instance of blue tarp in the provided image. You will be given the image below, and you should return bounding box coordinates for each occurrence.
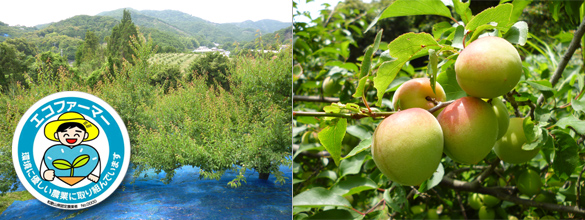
[1,165,292,219]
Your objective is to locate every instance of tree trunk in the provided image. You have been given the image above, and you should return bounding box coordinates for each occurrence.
[259,172,270,180]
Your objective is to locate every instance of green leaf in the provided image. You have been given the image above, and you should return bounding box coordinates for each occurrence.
[427,49,439,94]
[373,33,440,106]
[466,4,513,32]
[522,117,542,147]
[352,76,369,98]
[540,134,555,164]
[346,125,372,140]
[325,61,359,74]
[323,105,341,113]
[510,0,532,25]
[374,61,403,106]
[293,206,311,215]
[526,80,555,98]
[572,96,585,115]
[452,0,473,24]
[339,151,367,178]
[296,117,319,125]
[387,76,411,92]
[72,154,90,168]
[384,182,407,213]
[432,21,454,39]
[437,67,467,100]
[318,118,347,166]
[555,115,585,134]
[419,163,444,192]
[467,24,497,44]
[331,176,377,197]
[358,29,383,79]
[316,170,338,181]
[378,0,452,20]
[551,130,579,180]
[293,178,305,185]
[451,25,465,49]
[343,137,372,160]
[293,187,352,208]
[504,21,528,46]
[359,46,375,79]
[52,159,72,170]
[308,209,363,220]
[293,144,325,159]
[523,128,547,151]
[387,33,440,60]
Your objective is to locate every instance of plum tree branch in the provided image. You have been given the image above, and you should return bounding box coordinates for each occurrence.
[470,158,500,187]
[537,16,585,107]
[505,90,523,117]
[440,175,585,216]
[577,165,585,209]
[293,95,340,103]
[293,111,395,119]
[293,95,375,106]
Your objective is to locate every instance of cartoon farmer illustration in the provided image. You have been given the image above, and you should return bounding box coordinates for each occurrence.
[40,112,101,186]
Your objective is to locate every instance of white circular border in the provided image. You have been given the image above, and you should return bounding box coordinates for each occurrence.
[12,91,131,210]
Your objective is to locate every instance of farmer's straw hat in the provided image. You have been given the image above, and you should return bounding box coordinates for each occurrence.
[44,112,99,141]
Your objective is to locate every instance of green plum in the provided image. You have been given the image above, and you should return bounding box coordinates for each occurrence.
[322,76,342,96]
[479,206,496,220]
[494,118,541,164]
[517,169,542,196]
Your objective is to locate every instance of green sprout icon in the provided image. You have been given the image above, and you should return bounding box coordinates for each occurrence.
[52,154,90,177]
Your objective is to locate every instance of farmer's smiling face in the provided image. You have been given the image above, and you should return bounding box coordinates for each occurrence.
[55,127,88,147]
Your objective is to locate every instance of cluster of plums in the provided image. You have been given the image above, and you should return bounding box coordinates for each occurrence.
[371,36,539,186]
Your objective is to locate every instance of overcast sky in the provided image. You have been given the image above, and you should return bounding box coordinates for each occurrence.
[0,0,292,27]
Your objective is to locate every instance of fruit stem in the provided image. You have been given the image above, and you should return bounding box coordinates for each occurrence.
[428,100,455,114]
[362,94,372,115]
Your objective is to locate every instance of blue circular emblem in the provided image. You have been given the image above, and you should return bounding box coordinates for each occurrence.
[12,91,131,210]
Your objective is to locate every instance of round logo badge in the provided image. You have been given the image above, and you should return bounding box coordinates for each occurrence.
[12,91,130,210]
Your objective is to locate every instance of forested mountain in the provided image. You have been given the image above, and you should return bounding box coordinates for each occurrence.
[0,8,291,60]
[97,8,290,44]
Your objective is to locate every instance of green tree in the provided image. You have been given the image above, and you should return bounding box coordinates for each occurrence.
[75,30,100,66]
[107,9,139,66]
[0,42,30,90]
[187,52,231,90]
[4,37,38,57]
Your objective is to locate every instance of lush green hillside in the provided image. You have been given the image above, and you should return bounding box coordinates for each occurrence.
[35,15,119,42]
[0,21,37,41]
[98,8,290,44]
[1,8,291,60]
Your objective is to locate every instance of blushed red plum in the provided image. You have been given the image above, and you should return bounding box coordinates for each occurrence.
[455,36,522,98]
[392,78,446,114]
[371,108,443,186]
[437,97,498,164]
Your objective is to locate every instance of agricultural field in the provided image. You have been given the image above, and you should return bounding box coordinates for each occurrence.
[149,53,200,73]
